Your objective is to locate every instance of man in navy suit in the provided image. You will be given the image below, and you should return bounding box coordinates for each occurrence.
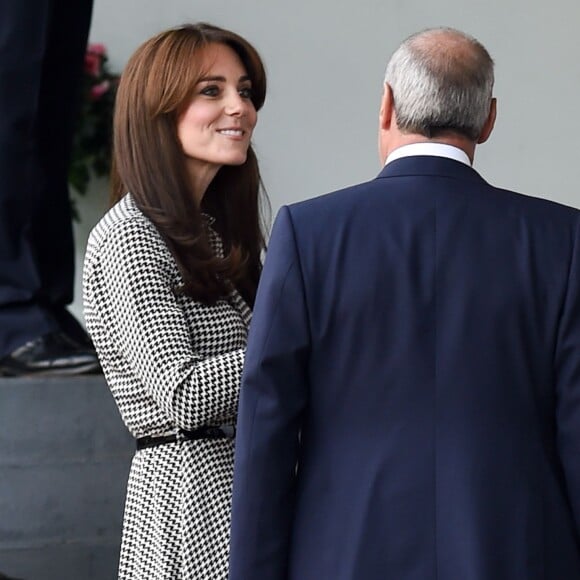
[229,28,580,579]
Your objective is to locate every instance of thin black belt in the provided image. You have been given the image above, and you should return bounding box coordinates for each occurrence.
[136,425,235,450]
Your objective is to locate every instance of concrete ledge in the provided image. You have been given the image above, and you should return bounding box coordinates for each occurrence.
[0,376,133,580]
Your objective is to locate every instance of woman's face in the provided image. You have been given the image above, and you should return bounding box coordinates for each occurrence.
[177,43,257,188]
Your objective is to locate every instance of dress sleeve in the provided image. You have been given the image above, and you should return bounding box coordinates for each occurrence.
[94,218,244,429]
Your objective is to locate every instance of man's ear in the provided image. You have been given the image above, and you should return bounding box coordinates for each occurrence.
[478,98,497,144]
[379,83,395,130]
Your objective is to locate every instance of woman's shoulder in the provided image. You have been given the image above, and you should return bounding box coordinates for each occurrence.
[84,194,173,276]
[88,194,158,248]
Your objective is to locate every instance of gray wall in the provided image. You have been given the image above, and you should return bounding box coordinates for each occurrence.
[88,0,580,209]
[0,377,133,580]
[71,0,580,320]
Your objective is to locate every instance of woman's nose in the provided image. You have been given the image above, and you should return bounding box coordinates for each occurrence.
[224,90,245,116]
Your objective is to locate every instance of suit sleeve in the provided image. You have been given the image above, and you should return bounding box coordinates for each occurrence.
[229,206,310,580]
[555,218,580,538]
[92,219,243,430]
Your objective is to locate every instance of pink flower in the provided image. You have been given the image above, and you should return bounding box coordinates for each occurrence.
[88,43,107,56]
[84,52,101,77]
[90,80,111,101]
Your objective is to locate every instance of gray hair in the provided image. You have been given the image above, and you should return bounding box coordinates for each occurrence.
[384,28,494,141]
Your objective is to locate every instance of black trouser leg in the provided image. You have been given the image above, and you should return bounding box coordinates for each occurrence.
[0,0,93,356]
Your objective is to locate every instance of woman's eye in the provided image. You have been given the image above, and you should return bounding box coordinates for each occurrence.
[201,85,220,97]
[239,86,253,99]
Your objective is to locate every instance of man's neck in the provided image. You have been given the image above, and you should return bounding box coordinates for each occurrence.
[385,142,472,167]
[385,132,476,164]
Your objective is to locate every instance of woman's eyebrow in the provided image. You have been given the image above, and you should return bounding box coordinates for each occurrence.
[198,74,251,83]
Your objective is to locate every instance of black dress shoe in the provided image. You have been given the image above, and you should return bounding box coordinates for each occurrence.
[0,332,101,377]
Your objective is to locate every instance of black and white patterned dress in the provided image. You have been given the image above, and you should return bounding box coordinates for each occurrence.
[83,194,251,579]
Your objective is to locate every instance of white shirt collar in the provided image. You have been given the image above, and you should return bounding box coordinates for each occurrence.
[385,143,471,167]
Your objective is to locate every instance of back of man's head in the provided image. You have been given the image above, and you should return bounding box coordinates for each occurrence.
[384,28,494,141]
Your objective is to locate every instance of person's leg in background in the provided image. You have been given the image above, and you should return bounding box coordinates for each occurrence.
[0,0,100,375]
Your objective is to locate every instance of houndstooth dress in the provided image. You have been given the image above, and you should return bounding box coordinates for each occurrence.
[83,194,252,579]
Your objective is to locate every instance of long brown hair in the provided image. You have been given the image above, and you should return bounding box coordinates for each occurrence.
[111,23,268,306]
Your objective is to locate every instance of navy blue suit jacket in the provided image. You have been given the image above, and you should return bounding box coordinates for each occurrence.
[229,156,580,580]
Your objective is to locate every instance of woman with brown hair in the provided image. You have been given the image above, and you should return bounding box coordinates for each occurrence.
[82,23,268,579]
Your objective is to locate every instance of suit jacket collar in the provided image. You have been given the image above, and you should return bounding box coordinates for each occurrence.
[376,155,487,185]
